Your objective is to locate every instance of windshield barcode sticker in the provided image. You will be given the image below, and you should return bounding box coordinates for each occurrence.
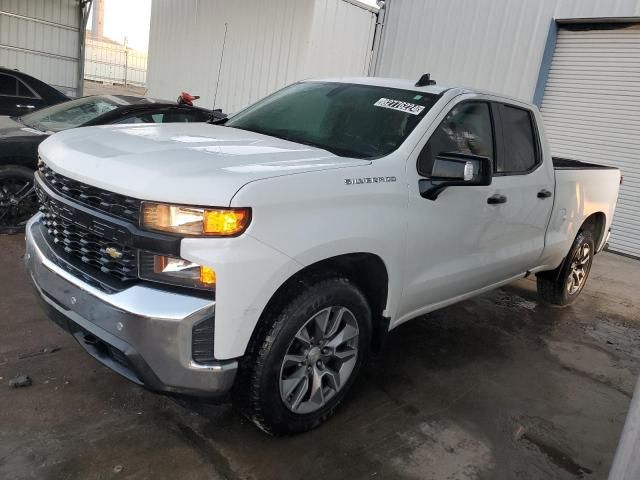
[374,98,425,115]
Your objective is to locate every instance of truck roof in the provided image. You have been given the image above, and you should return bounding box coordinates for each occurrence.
[306,76,531,107]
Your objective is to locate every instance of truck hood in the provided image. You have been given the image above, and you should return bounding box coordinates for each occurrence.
[39,123,370,205]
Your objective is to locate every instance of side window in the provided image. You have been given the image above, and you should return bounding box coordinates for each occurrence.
[17,80,36,98]
[113,110,206,125]
[161,111,202,123]
[499,105,538,173]
[113,113,155,124]
[418,101,494,176]
[0,74,18,96]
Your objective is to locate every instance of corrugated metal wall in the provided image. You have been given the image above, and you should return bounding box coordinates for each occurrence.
[0,0,80,96]
[541,25,640,258]
[377,0,640,101]
[147,0,377,113]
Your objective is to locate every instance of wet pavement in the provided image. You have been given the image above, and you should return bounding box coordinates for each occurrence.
[1,233,639,480]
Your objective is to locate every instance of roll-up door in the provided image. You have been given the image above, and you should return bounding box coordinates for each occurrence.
[541,24,640,258]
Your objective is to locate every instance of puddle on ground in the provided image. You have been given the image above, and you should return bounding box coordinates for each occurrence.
[521,433,592,478]
[582,318,640,360]
[390,419,494,480]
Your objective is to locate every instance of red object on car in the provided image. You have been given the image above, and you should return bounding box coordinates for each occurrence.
[177,92,200,106]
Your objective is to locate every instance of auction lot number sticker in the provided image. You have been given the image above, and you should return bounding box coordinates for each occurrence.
[374,98,425,115]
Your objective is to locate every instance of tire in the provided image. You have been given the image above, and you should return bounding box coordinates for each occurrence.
[536,230,595,306]
[0,165,38,235]
[233,277,372,435]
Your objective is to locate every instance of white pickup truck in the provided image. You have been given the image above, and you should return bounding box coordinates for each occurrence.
[26,76,621,434]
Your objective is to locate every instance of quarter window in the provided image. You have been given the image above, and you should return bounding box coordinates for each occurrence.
[17,80,36,98]
[418,101,494,176]
[499,106,538,173]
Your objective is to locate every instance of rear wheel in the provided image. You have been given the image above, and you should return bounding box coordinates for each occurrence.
[233,277,371,435]
[0,165,38,235]
[536,230,595,306]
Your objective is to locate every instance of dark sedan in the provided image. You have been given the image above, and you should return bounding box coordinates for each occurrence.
[0,67,70,116]
[0,94,224,233]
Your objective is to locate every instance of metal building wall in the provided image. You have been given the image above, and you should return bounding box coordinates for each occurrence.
[147,0,377,113]
[0,0,80,96]
[376,0,640,101]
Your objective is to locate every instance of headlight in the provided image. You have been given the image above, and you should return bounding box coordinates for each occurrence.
[139,252,216,290]
[141,202,251,237]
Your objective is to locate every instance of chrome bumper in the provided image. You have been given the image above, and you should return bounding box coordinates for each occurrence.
[25,214,237,398]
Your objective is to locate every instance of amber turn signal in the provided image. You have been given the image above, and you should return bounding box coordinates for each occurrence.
[203,209,250,236]
[199,265,216,286]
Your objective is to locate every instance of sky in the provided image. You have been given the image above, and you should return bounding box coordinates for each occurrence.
[88,0,152,52]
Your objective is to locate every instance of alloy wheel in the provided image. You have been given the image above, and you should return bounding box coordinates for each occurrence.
[279,306,359,414]
[567,242,591,295]
[0,177,38,232]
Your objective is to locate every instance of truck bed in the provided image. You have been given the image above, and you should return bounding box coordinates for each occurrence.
[542,163,621,266]
[553,157,618,170]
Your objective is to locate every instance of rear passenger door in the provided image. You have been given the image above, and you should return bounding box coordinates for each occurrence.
[489,102,554,276]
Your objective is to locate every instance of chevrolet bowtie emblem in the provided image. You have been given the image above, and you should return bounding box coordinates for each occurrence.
[105,247,123,259]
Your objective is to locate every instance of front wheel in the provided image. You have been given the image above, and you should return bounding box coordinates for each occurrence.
[0,165,38,235]
[233,277,371,435]
[536,230,595,306]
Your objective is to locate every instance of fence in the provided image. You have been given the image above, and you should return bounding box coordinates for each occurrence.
[84,36,147,86]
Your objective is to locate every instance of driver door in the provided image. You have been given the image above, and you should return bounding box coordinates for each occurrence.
[398,99,512,322]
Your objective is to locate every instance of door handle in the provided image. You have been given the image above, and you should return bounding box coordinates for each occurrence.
[16,104,36,109]
[537,189,552,199]
[487,194,507,205]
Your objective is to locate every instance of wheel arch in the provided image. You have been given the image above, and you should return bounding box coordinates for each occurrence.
[580,212,607,252]
[248,252,391,356]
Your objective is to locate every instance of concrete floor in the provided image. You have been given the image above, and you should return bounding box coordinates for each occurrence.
[1,233,639,480]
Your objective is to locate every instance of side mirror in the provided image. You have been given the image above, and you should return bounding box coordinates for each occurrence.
[419,152,492,201]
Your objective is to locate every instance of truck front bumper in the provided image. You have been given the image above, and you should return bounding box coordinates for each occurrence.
[25,215,237,399]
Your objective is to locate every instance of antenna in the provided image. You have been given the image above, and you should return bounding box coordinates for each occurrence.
[212,22,228,110]
[415,73,436,87]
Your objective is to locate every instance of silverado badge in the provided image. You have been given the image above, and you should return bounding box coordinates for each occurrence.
[344,176,397,185]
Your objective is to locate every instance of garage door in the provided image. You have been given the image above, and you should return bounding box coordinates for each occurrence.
[541,24,640,258]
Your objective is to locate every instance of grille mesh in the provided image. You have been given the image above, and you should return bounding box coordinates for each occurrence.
[39,163,142,223]
[37,184,139,283]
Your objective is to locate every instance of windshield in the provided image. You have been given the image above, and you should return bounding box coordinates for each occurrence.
[21,96,120,132]
[225,82,439,159]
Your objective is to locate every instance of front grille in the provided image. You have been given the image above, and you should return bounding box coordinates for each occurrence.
[38,163,142,223]
[37,185,139,283]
